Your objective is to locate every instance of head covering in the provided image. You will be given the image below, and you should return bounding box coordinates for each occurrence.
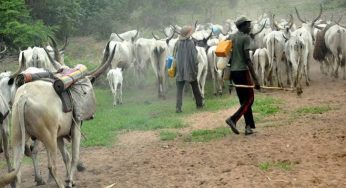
[179,25,194,40]
[235,16,251,27]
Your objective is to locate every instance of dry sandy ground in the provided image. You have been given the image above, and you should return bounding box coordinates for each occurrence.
[1,62,346,188]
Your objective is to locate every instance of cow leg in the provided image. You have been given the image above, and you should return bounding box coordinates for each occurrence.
[200,69,207,98]
[1,118,12,172]
[0,129,2,153]
[334,56,340,78]
[57,137,71,180]
[29,140,46,185]
[341,56,346,80]
[66,122,82,188]
[45,136,65,188]
[118,83,123,104]
[217,71,224,96]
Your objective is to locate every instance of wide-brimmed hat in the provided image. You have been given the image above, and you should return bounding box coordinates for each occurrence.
[179,25,194,39]
[235,16,251,27]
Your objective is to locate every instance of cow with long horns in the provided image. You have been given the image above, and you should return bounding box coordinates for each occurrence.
[0,41,116,188]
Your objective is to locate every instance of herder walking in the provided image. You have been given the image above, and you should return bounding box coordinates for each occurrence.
[225,16,260,135]
[174,25,204,113]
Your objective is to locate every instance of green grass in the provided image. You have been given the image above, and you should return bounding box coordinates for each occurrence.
[184,127,231,142]
[295,106,331,115]
[259,160,293,171]
[45,40,282,147]
[159,131,178,141]
[79,83,282,147]
[81,84,238,147]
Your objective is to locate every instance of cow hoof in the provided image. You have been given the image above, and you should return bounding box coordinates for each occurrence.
[36,178,46,186]
[65,180,76,187]
[0,147,3,153]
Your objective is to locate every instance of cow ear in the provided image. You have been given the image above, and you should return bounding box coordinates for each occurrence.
[8,78,14,85]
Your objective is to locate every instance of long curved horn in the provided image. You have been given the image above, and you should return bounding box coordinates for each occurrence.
[10,52,26,79]
[295,7,306,23]
[336,15,343,25]
[223,22,231,35]
[312,4,323,26]
[194,20,198,30]
[131,30,139,42]
[288,14,294,29]
[87,42,111,76]
[59,36,68,52]
[272,15,282,31]
[172,25,181,35]
[252,20,267,37]
[0,45,6,54]
[48,36,63,64]
[115,32,125,41]
[205,30,213,40]
[152,32,160,40]
[165,31,175,45]
[162,29,169,37]
[43,47,62,70]
[88,41,116,83]
[282,34,289,41]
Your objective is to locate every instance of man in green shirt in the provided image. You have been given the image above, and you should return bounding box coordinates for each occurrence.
[225,16,260,135]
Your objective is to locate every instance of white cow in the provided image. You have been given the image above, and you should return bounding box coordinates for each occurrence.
[134,37,156,83]
[20,47,62,72]
[109,30,140,42]
[252,48,270,86]
[108,40,136,71]
[294,5,323,82]
[284,36,308,89]
[0,72,14,175]
[265,31,287,87]
[196,46,208,98]
[151,33,175,98]
[107,68,123,106]
[324,25,346,79]
[207,45,230,96]
[0,42,116,188]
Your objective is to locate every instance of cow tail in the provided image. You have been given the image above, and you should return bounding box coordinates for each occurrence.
[0,96,27,187]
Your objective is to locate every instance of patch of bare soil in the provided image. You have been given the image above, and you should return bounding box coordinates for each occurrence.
[1,62,346,188]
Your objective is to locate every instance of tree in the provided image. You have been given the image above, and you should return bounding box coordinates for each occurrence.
[0,0,53,49]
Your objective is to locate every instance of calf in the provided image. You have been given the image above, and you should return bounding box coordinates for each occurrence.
[107,68,123,106]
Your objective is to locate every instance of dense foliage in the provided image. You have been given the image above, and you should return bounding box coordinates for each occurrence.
[0,0,344,50]
[0,0,53,49]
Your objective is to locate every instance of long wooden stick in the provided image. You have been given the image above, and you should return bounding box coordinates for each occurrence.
[229,84,295,91]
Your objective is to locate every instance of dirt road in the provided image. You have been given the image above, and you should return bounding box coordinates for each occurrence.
[1,62,345,188]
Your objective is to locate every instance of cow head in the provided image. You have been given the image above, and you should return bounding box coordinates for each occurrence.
[295,4,323,40]
[0,54,26,106]
[152,31,175,45]
[44,36,68,64]
[250,20,267,39]
[192,30,213,49]
[272,14,294,34]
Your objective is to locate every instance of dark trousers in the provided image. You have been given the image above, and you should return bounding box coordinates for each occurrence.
[176,80,203,110]
[229,70,256,128]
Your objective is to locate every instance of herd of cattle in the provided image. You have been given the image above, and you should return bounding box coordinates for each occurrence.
[0,4,345,188]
